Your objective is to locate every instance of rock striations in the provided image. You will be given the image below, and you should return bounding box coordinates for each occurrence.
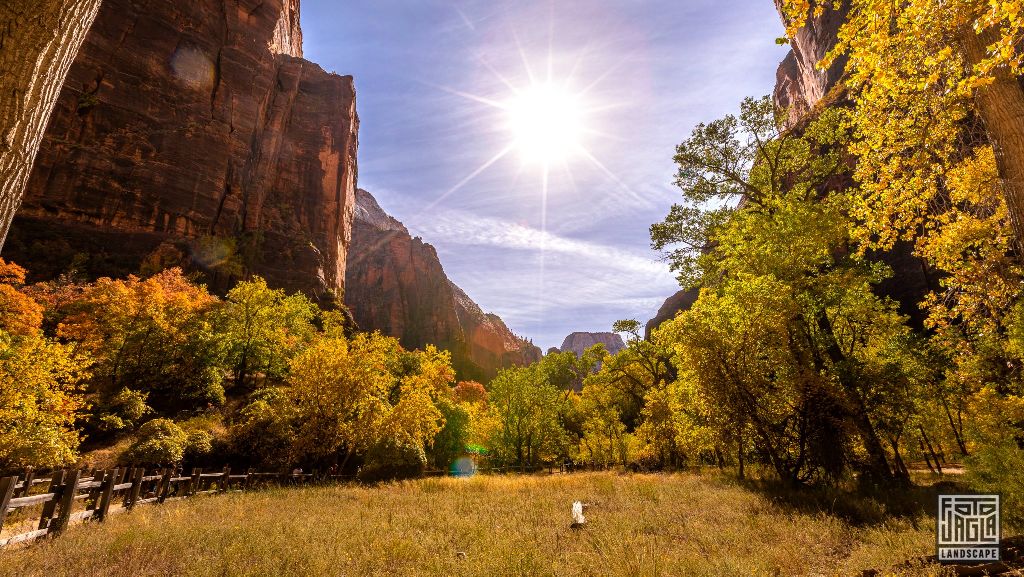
[559,332,626,358]
[2,0,357,304]
[346,189,541,380]
[772,0,850,127]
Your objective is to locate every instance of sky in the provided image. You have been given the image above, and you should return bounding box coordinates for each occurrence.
[301,0,789,351]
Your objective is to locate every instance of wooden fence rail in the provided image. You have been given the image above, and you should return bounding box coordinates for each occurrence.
[0,467,329,549]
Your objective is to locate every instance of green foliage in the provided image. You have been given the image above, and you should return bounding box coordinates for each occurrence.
[483,364,570,469]
[229,387,297,469]
[219,277,318,387]
[429,397,471,469]
[122,418,190,465]
[96,388,152,432]
[357,438,428,483]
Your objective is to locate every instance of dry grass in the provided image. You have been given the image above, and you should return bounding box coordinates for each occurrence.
[0,471,946,577]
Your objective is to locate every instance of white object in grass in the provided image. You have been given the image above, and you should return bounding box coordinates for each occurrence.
[572,501,586,525]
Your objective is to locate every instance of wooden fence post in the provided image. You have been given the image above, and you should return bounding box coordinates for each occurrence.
[37,470,65,530]
[125,468,143,509]
[95,468,116,522]
[157,468,172,503]
[0,476,16,535]
[52,469,81,536]
[244,468,255,491]
[189,468,201,496]
[16,468,34,498]
[219,466,230,492]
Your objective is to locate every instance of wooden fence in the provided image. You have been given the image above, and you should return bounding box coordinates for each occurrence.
[0,466,325,549]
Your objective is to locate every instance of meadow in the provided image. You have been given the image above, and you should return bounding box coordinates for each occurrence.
[0,471,947,577]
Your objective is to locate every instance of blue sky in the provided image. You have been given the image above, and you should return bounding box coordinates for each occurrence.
[302,0,789,351]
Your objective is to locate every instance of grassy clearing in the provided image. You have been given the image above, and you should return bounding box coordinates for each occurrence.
[0,472,945,577]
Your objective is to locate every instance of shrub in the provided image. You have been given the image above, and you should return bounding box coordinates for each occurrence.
[358,438,427,483]
[229,388,296,469]
[121,418,189,465]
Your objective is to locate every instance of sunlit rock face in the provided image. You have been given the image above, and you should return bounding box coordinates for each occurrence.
[3,0,357,303]
[346,189,542,381]
[559,332,625,358]
[772,0,849,127]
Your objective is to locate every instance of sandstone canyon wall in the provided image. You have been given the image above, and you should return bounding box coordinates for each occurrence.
[2,0,357,304]
[346,189,541,381]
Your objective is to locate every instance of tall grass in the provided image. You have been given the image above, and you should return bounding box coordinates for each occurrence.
[0,472,944,576]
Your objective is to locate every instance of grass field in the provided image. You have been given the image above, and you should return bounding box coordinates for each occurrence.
[0,471,947,577]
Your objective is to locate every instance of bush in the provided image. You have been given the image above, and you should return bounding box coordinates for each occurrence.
[358,439,427,483]
[229,388,296,469]
[121,418,189,465]
[96,388,151,432]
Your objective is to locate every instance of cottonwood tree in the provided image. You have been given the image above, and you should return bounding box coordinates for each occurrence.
[289,333,450,470]
[652,98,922,485]
[0,0,103,249]
[779,0,1024,250]
[218,277,318,388]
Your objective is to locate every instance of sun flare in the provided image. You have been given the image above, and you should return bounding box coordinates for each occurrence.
[503,83,584,164]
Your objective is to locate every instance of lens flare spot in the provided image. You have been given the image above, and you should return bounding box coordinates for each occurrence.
[171,46,215,91]
[450,456,476,477]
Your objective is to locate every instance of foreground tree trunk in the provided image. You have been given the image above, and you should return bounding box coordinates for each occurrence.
[961,25,1024,251]
[0,0,102,250]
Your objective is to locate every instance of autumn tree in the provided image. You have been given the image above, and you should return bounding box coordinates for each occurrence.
[288,333,452,471]
[779,0,1024,250]
[0,0,103,249]
[56,268,226,412]
[0,258,90,470]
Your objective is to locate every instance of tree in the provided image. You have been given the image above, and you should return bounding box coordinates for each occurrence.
[484,364,568,470]
[219,277,318,388]
[55,268,227,412]
[779,0,1024,250]
[229,387,297,469]
[652,99,924,485]
[0,259,90,470]
[288,333,451,470]
[0,0,103,249]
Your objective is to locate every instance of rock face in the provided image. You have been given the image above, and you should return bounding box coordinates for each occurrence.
[559,332,626,358]
[346,189,541,380]
[773,0,849,127]
[2,0,358,303]
[644,287,700,340]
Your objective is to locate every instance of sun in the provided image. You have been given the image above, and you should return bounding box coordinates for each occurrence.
[503,83,584,164]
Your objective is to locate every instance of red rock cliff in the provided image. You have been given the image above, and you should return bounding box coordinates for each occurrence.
[3,0,357,303]
[346,189,541,380]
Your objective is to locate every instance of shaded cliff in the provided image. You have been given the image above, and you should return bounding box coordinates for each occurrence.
[346,189,541,381]
[560,332,626,357]
[2,0,357,304]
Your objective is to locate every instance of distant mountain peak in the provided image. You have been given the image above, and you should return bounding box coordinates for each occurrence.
[559,332,625,357]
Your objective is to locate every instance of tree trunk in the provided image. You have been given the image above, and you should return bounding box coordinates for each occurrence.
[0,0,102,250]
[961,25,1024,251]
[814,312,896,484]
